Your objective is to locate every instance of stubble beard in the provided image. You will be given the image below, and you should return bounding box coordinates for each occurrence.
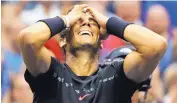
[69,42,101,58]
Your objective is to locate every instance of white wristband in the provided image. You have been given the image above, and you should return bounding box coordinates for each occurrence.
[63,16,70,28]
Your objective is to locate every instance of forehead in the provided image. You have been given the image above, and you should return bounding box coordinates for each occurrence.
[81,13,95,21]
[70,12,100,29]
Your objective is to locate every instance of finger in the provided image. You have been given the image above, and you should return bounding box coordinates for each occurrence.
[82,8,87,13]
[85,7,95,17]
[86,12,92,17]
[75,13,83,21]
[85,7,94,13]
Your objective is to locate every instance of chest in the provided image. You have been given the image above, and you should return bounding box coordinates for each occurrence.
[55,72,118,103]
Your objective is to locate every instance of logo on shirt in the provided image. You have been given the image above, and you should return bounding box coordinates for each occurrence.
[79,94,91,101]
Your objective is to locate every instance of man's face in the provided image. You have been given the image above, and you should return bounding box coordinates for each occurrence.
[66,13,101,50]
[116,1,141,22]
[146,14,169,34]
[146,7,169,34]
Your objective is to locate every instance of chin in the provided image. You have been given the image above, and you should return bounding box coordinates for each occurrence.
[79,39,95,44]
[82,41,100,49]
[82,41,93,44]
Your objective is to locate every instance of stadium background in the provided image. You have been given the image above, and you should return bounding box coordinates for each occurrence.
[1,1,177,103]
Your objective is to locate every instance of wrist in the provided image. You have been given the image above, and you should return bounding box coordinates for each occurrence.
[38,16,66,38]
[106,17,131,40]
[60,15,70,28]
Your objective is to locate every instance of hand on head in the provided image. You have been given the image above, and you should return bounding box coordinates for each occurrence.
[65,4,88,26]
[85,6,109,39]
[65,4,109,40]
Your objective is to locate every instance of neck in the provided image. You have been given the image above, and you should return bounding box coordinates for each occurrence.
[66,50,99,76]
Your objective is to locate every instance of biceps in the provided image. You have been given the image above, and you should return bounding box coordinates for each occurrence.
[21,45,52,76]
[124,51,160,83]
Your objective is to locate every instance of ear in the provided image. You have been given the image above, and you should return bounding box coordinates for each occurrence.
[59,36,67,48]
[100,27,109,40]
[100,41,103,49]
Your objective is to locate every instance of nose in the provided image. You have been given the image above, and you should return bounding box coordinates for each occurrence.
[81,18,91,27]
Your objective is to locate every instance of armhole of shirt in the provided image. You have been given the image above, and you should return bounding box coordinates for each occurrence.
[24,56,60,93]
[112,59,144,96]
[120,60,143,88]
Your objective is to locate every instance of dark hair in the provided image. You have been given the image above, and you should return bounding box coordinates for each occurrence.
[60,7,74,39]
[67,7,74,14]
[60,7,74,55]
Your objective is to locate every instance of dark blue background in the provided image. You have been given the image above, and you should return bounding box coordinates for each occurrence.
[142,1,177,27]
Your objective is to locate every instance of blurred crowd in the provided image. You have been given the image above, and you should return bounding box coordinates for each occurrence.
[1,1,177,103]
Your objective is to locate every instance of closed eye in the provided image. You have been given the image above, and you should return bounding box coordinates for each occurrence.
[89,18,100,28]
[90,22,98,26]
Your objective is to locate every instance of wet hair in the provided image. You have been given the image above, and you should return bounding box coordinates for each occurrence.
[60,7,74,39]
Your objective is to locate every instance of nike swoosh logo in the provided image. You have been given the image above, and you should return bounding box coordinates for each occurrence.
[79,94,91,101]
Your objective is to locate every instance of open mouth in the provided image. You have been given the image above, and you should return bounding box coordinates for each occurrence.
[79,31,93,36]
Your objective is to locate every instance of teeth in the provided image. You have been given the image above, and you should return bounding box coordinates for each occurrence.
[79,31,92,36]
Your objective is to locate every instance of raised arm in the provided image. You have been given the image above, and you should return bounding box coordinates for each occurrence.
[86,7,167,83]
[106,17,167,83]
[17,4,88,76]
[17,19,65,76]
[122,24,167,83]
